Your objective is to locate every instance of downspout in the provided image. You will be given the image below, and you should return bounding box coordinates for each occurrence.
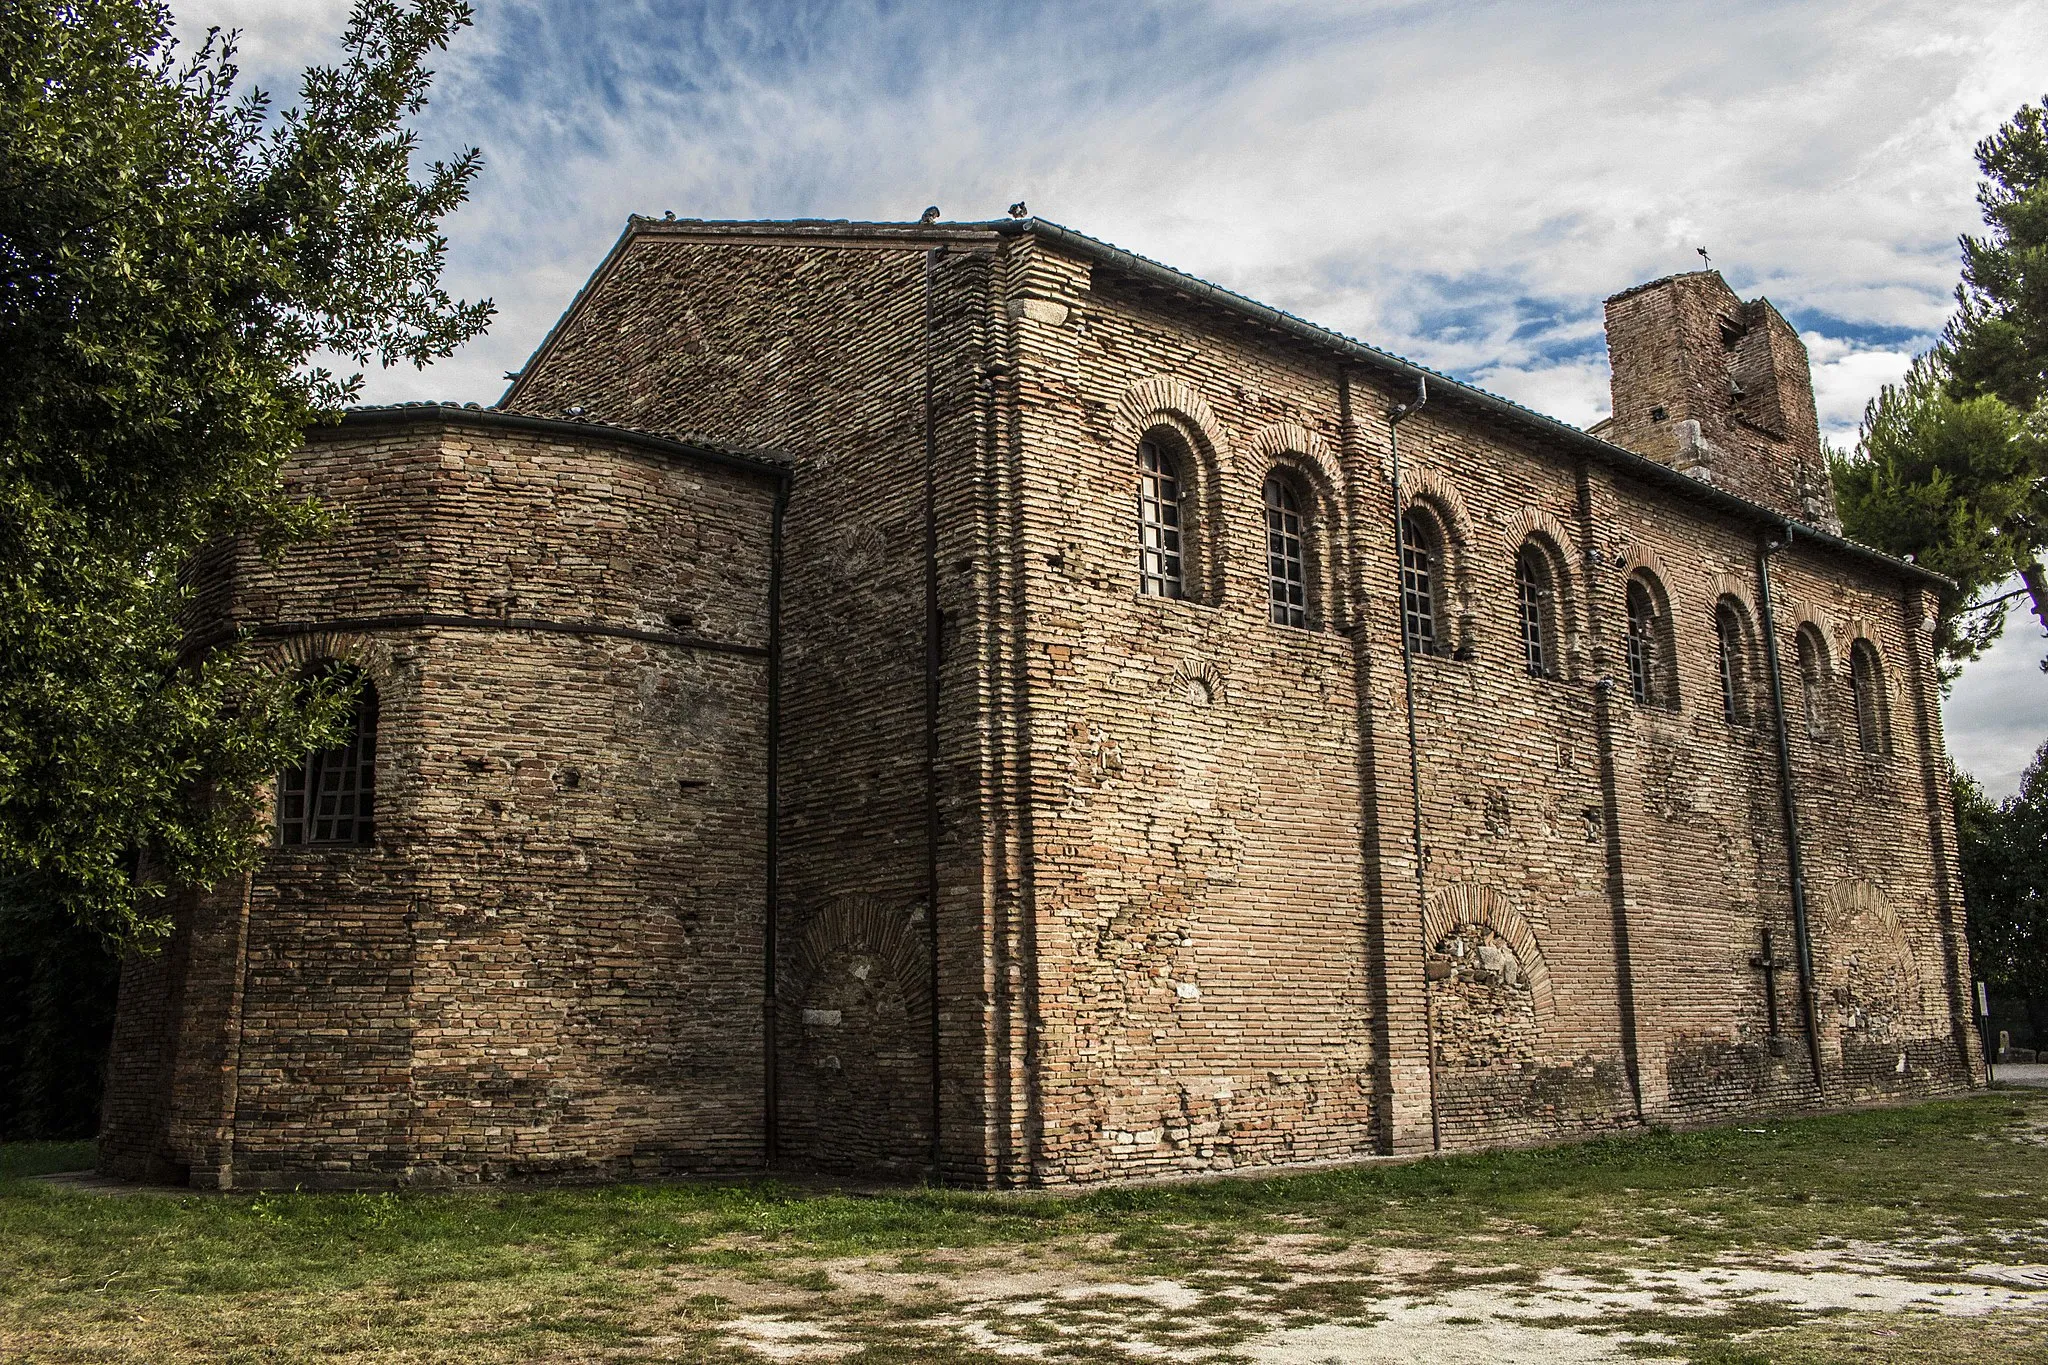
[1384,375,1441,1152]
[1755,526,1826,1088]
[922,246,945,1181]
[1575,459,1646,1123]
[763,474,786,1166]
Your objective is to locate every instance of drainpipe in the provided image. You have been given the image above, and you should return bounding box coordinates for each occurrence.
[922,246,945,1181]
[1755,526,1825,1088]
[1384,375,1441,1152]
[763,473,786,1166]
[1574,458,1646,1123]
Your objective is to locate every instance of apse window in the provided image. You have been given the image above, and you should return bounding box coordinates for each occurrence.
[278,667,378,846]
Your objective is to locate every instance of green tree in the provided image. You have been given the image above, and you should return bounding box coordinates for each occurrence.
[1832,355,2046,676]
[1834,95,2048,675]
[0,0,490,948]
[1957,746,2048,1050]
[1947,96,2048,414]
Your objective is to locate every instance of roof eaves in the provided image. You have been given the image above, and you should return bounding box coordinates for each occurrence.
[329,403,792,481]
[1002,218,1949,592]
[497,221,640,410]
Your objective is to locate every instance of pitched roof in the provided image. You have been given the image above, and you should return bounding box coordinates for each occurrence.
[502,215,1947,591]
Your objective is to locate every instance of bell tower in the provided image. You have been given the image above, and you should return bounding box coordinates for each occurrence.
[1598,271,1839,531]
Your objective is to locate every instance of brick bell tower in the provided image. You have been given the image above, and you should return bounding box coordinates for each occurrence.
[1598,271,1840,532]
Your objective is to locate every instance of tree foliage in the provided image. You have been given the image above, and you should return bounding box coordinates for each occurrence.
[1832,95,2048,676]
[0,0,489,947]
[1956,745,2048,1045]
[1832,355,2044,675]
[1948,97,2048,413]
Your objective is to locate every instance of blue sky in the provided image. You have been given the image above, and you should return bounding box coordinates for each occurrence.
[175,0,2048,795]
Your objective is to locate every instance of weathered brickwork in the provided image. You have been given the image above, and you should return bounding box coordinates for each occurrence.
[102,218,1983,1190]
[102,413,783,1188]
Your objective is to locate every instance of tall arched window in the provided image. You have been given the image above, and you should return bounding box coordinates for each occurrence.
[1796,625,1829,740]
[1715,598,1749,725]
[1850,639,1888,755]
[1399,509,1438,655]
[279,667,377,846]
[1264,473,1309,628]
[1136,438,1184,599]
[1624,577,1659,705]
[1515,544,1554,678]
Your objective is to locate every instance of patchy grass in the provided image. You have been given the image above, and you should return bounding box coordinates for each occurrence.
[3,1092,2045,1362]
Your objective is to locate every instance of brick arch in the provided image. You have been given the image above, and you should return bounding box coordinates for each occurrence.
[1423,884,1555,1019]
[1820,877,1924,1033]
[1249,423,1349,630]
[266,630,403,692]
[1397,465,1473,546]
[1120,376,1229,604]
[1787,600,1839,675]
[1399,467,1478,654]
[782,894,932,1175]
[1168,658,1228,708]
[1617,541,1674,594]
[788,894,930,1004]
[1706,572,1755,618]
[1116,375,1232,469]
[1502,506,1579,565]
[1841,622,1901,749]
[1245,420,1342,495]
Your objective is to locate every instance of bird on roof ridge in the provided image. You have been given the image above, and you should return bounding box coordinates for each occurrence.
[920,206,940,224]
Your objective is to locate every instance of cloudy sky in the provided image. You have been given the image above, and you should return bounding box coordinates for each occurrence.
[173,0,2047,795]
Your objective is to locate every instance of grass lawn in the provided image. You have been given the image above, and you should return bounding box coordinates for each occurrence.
[4,1092,2047,1362]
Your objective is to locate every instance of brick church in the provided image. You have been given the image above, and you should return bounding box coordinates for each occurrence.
[101,216,1985,1189]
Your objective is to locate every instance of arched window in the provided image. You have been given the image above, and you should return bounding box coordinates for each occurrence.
[1136,438,1184,599]
[1624,577,1659,705]
[1715,598,1749,725]
[1264,473,1309,628]
[1796,625,1829,740]
[1850,639,1888,755]
[279,668,378,847]
[1515,544,1555,678]
[1399,509,1439,655]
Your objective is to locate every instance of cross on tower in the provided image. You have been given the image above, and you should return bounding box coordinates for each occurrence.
[1751,927,1787,1053]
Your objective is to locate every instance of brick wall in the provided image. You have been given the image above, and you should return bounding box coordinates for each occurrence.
[100,413,781,1188]
[103,219,1981,1190]
[504,228,1006,1179]
[995,231,1978,1180]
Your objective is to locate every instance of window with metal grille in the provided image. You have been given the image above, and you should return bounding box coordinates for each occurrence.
[278,670,377,846]
[1716,601,1745,725]
[1851,641,1885,754]
[1264,474,1308,627]
[1796,625,1828,739]
[1625,578,1657,705]
[1400,510,1436,655]
[1136,438,1184,599]
[1516,545,1549,677]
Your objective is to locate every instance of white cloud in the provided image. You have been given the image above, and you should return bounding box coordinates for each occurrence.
[162,0,2048,782]
[1802,333,1923,447]
[168,0,354,84]
[1948,585,2048,800]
